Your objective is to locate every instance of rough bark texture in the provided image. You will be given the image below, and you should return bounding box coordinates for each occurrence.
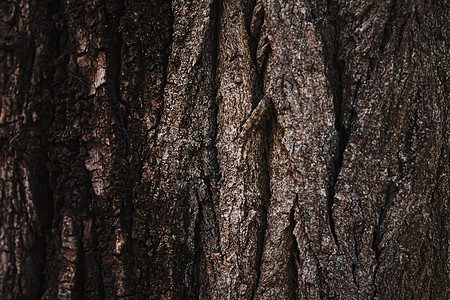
[0,0,448,299]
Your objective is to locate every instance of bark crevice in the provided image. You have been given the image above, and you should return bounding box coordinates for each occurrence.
[207,0,222,184]
[311,1,346,248]
[251,98,274,300]
[191,0,223,294]
[154,1,174,136]
[378,0,399,57]
[288,194,300,298]
[248,0,265,110]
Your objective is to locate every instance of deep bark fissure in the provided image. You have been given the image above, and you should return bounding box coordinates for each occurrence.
[73,226,87,299]
[244,0,258,63]
[305,236,326,300]
[327,169,340,247]
[76,137,107,300]
[310,1,345,248]
[32,162,53,298]
[367,4,408,297]
[190,0,223,295]
[251,198,266,299]
[95,1,136,296]
[371,181,399,297]
[372,183,398,255]
[316,262,325,300]
[208,0,222,243]
[17,2,65,297]
[248,2,272,298]
[244,0,258,37]
[204,173,222,251]
[198,167,223,297]
[251,100,274,300]
[102,0,110,24]
[90,210,106,300]
[154,2,174,136]
[192,201,203,300]
[288,194,300,299]
[378,0,399,57]
[125,3,175,290]
[35,227,49,299]
[110,0,135,244]
[247,0,265,110]
[30,6,62,294]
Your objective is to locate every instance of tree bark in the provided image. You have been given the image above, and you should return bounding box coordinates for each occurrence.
[0,0,448,299]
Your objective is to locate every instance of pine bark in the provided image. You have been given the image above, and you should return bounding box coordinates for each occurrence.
[0,0,448,299]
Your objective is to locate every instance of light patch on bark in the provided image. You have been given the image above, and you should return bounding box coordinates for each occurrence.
[113,228,126,255]
[84,148,105,196]
[17,163,40,235]
[61,216,77,250]
[17,1,30,32]
[57,264,75,300]
[77,51,106,96]
[92,51,106,95]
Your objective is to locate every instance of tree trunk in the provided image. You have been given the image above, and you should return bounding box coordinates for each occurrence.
[0,0,448,299]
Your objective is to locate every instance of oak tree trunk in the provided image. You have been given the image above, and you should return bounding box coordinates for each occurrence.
[0,0,448,299]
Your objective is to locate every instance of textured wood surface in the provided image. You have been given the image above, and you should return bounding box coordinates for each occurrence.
[0,0,448,299]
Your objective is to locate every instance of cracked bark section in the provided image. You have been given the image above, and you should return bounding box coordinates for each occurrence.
[1,0,448,299]
[0,1,58,298]
[255,1,338,299]
[195,0,222,296]
[212,0,273,298]
[288,195,300,297]
[331,0,449,298]
[309,0,345,250]
[147,0,222,297]
[119,0,173,297]
[45,0,131,298]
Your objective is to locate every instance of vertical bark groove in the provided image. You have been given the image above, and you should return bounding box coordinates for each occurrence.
[310,0,345,249]
[288,194,300,299]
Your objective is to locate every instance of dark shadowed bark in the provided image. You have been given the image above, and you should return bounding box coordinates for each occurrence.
[0,0,448,299]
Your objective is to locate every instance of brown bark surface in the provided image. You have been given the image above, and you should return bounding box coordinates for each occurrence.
[0,0,448,299]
